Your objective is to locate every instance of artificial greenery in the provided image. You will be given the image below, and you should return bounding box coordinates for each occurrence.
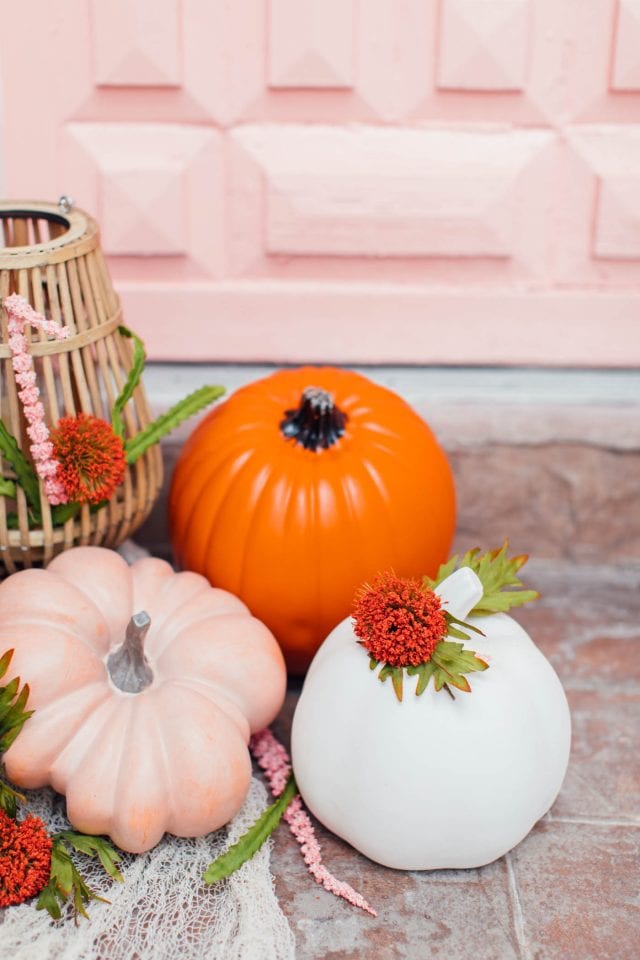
[204,775,297,885]
[0,649,32,818]
[37,831,123,921]
[0,649,32,756]
[371,542,538,702]
[0,421,42,522]
[1,648,122,920]
[0,326,224,528]
[371,631,489,703]
[125,385,225,465]
[425,541,539,615]
[111,326,147,441]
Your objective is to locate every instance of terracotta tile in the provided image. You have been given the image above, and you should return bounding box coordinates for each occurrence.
[270,686,300,753]
[271,827,520,960]
[513,561,640,691]
[510,820,640,960]
[551,688,640,822]
[450,444,640,563]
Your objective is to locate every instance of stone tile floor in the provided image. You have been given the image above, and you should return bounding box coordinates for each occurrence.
[269,559,640,960]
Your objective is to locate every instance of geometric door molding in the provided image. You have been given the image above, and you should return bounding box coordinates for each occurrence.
[0,0,638,364]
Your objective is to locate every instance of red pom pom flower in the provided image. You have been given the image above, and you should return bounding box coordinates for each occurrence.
[353,572,447,668]
[0,810,52,907]
[50,413,126,505]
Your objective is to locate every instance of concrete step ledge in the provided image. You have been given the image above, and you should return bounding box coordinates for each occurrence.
[139,365,640,564]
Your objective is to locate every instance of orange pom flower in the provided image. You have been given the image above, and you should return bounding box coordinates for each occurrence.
[0,810,52,907]
[50,413,126,505]
[353,572,447,668]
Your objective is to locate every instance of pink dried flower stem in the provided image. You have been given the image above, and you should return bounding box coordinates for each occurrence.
[3,293,70,505]
[250,728,377,917]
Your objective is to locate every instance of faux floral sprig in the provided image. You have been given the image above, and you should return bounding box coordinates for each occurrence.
[424,541,540,614]
[356,542,539,703]
[0,294,224,527]
[0,649,122,918]
[0,809,52,908]
[354,571,488,702]
[37,831,123,920]
[50,414,126,505]
[205,729,377,917]
[3,294,70,505]
[0,649,32,819]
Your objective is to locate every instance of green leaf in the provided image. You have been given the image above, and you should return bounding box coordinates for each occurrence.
[425,540,539,616]
[37,832,120,920]
[0,418,41,521]
[51,844,75,896]
[50,501,81,526]
[381,635,488,701]
[406,660,435,696]
[125,385,225,465]
[0,477,16,498]
[0,648,11,681]
[204,774,297,885]
[431,642,488,694]
[0,766,25,818]
[377,663,405,702]
[0,650,33,754]
[36,880,63,920]
[56,830,124,883]
[111,326,147,440]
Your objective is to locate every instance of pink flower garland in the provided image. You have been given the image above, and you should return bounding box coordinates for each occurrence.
[250,728,377,917]
[3,293,69,505]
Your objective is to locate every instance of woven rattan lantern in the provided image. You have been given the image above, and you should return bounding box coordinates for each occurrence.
[0,199,162,573]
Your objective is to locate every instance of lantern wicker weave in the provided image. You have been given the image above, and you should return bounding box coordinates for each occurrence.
[0,199,162,574]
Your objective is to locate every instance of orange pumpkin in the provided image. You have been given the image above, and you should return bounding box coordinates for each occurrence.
[169,367,456,673]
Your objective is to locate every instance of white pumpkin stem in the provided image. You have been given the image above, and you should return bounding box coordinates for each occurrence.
[107,611,154,693]
[435,568,484,622]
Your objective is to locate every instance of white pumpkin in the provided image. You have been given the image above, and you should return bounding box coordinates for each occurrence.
[291,568,571,870]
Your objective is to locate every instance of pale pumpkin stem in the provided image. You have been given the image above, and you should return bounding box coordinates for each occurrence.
[280,386,347,451]
[106,611,154,693]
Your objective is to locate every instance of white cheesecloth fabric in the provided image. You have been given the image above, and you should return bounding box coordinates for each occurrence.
[0,542,296,960]
[1,780,296,960]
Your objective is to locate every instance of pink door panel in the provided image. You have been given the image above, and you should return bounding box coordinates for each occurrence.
[0,0,638,364]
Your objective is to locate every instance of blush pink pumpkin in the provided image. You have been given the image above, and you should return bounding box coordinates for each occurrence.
[0,547,286,853]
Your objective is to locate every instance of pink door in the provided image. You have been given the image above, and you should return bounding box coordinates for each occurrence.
[0,0,638,364]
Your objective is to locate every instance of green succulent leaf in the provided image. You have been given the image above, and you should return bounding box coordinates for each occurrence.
[37,831,123,921]
[0,419,41,521]
[425,540,539,615]
[111,326,147,440]
[125,385,225,465]
[204,774,297,885]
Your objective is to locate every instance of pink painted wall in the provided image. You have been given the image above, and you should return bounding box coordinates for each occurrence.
[1,0,639,365]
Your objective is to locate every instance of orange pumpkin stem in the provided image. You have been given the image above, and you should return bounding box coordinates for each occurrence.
[106,611,154,693]
[280,386,347,451]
